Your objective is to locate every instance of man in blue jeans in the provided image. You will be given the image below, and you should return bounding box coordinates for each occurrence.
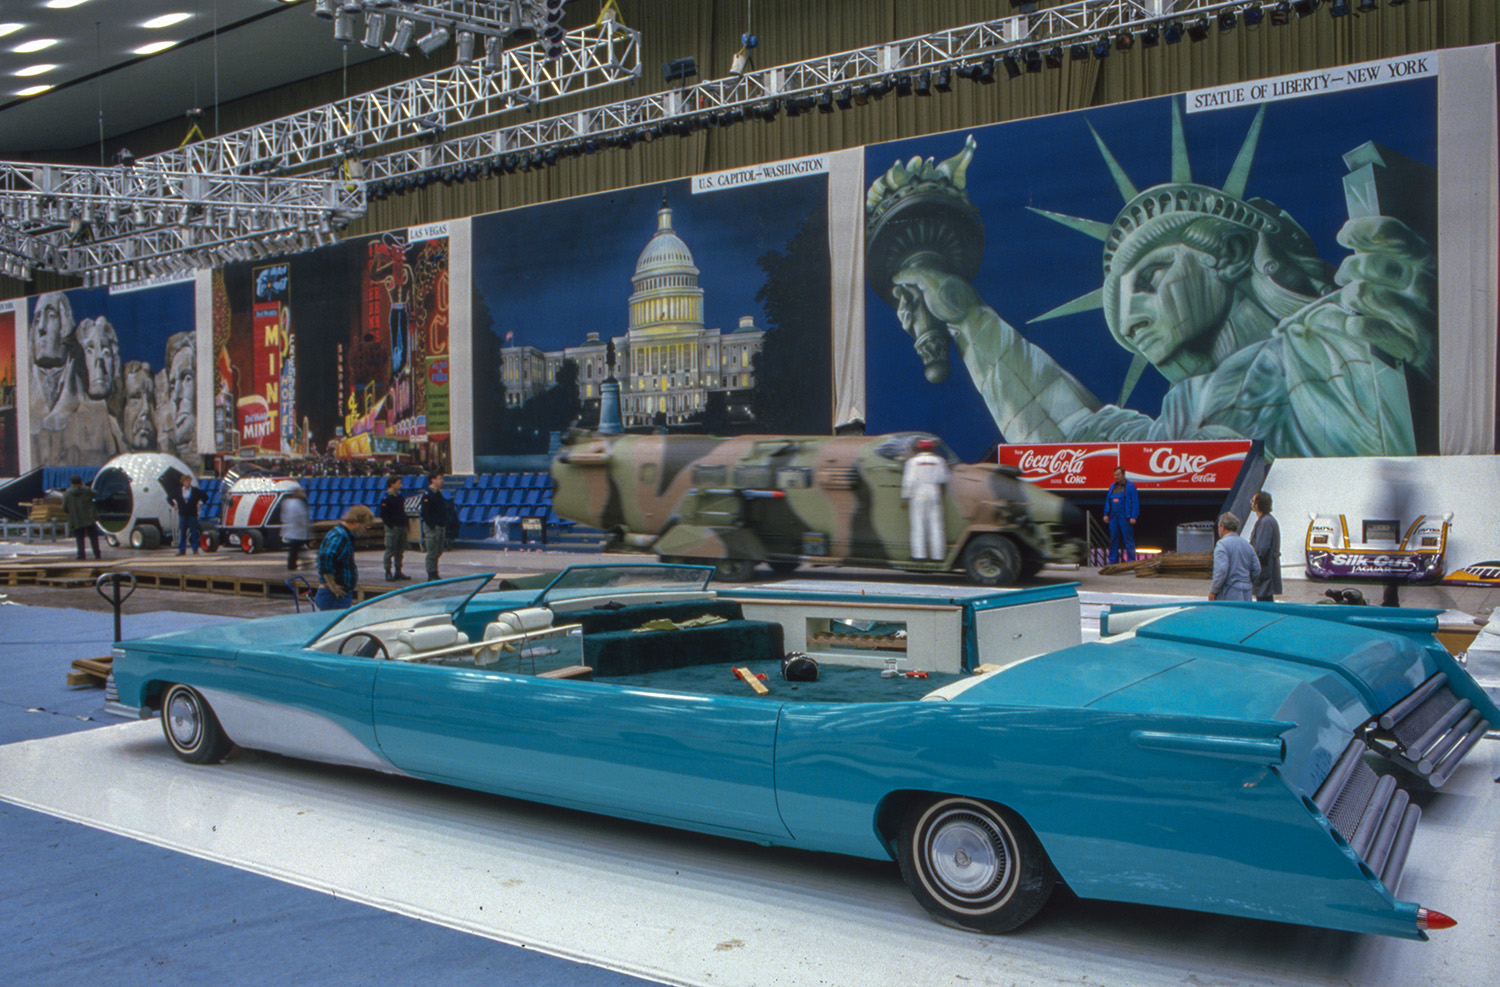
[1101,466,1139,564]
[171,474,207,554]
[316,506,373,610]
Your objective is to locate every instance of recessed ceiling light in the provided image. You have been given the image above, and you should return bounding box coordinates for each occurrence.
[15,64,58,77]
[0,25,23,39]
[13,38,59,53]
[133,41,178,55]
[16,84,54,96]
[143,13,192,29]
[46,1,93,9]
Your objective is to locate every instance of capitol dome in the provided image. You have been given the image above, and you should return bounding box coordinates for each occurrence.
[628,199,705,336]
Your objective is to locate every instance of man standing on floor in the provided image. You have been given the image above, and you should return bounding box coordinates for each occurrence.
[281,485,310,572]
[316,505,372,611]
[1208,511,1261,602]
[62,475,101,561]
[419,471,450,581]
[380,475,411,581]
[171,473,206,555]
[1249,491,1282,602]
[901,438,950,561]
[1102,466,1139,564]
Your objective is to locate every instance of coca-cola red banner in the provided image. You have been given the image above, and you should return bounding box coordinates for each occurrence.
[1000,440,1253,491]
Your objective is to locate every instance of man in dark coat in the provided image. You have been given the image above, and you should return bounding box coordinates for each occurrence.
[62,475,101,560]
[379,476,411,581]
[419,472,450,581]
[1249,491,1282,602]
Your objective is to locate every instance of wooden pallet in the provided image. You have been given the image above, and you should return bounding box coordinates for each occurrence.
[67,655,112,688]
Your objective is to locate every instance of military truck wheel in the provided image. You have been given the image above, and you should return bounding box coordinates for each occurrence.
[962,535,1022,587]
[712,558,756,582]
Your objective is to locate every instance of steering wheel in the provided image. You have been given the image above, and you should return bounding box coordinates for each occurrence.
[336,631,391,660]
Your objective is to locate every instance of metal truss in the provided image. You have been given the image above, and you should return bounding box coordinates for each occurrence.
[363,0,1273,181]
[0,20,637,282]
[0,160,365,283]
[318,1,558,41]
[154,21,640,177]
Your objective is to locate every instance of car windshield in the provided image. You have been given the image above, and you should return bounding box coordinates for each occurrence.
[531,564,713,605]
[309,574,493,646]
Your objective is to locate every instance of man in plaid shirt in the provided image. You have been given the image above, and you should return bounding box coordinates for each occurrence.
[316,505,373,610]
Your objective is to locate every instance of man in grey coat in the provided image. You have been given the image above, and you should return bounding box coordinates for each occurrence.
[1249,491,1282,602]
[1208,511,1260,602]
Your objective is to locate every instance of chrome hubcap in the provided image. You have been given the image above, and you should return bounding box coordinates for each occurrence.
[166,691,201,748]
[928,811,1007,899]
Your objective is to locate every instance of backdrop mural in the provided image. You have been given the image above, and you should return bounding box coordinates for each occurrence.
[25,281,198,468]
[213,228,451,471]
[0,305,16,476]
[470,171,831,466]
[864,70,1439,463]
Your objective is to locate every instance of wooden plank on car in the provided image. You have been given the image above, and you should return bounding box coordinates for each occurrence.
[734,666,769,695]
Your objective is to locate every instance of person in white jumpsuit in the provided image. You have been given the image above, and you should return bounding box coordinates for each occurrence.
[901,438,950,561]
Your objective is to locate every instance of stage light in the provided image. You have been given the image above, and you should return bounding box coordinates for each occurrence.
[1292,0,1320,15]
[1329,0,1350,17]
[483,35,503,72]
[1043,46,1062,69]
[455,31,475,66]
[1002,53,1022,78]
[933,66,951,92]
[913,69,930,96]
[1357,0,1378,10]
[1093,36,1111,59]
[834,86,852,109]
[1220,9,1240,30]
[1188,16,1210,40]
[894,73,913,97]
[1270,1,1292,22]
[662,57,697,84]
[314,0,336,19]
[361,12,386,49]
[1070,44,1089,62]
[1163,20,1184,44]
[975,55,995,83]
[1115,31,1134,51]
[1141,25,1160,47]
[416,27,450,56]
[390,17,415,53]
[1024,49,1042,73]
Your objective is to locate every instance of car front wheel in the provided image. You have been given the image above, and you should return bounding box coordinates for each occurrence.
[160,684,234,764]
[898,796,1055,933]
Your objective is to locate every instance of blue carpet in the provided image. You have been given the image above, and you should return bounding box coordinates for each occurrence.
[0,604,666,987]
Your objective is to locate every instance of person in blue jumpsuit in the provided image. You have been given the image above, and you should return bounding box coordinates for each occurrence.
[1102,466,1139,564]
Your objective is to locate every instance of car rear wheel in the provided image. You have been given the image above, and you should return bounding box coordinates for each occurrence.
[200,532,220,553]
[239,531,264,554]
[898,796,1055,934]
[961,535,1021,586]
[129,525,160,550]
[160,684,233,764]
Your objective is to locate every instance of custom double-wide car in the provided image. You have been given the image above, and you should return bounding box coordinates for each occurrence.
[109,564,1495,938]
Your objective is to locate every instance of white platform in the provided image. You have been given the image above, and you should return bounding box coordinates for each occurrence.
[1,721,1497,987]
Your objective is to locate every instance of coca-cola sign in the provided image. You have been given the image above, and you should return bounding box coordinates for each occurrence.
[1121,441,1252,489]
[1000,440,1253,491]
[998,444,1117,488]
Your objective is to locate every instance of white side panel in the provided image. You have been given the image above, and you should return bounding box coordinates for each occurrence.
[447,216,474,474]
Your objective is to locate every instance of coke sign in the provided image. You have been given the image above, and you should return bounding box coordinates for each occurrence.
[1001,440,1253,491]
[998,443,1117,489]
[1119,441,1253,490]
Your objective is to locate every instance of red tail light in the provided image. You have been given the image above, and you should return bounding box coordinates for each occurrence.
[1417,908,1457,931]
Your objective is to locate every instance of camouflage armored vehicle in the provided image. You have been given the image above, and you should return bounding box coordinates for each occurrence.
[551,431,1082,584]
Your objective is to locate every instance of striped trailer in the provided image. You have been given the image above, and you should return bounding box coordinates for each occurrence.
[206,474,303,554]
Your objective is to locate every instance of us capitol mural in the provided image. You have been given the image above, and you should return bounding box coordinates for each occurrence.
[499,200,765,427]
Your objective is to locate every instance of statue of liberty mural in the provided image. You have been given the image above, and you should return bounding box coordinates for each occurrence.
[865,102,1436,458]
